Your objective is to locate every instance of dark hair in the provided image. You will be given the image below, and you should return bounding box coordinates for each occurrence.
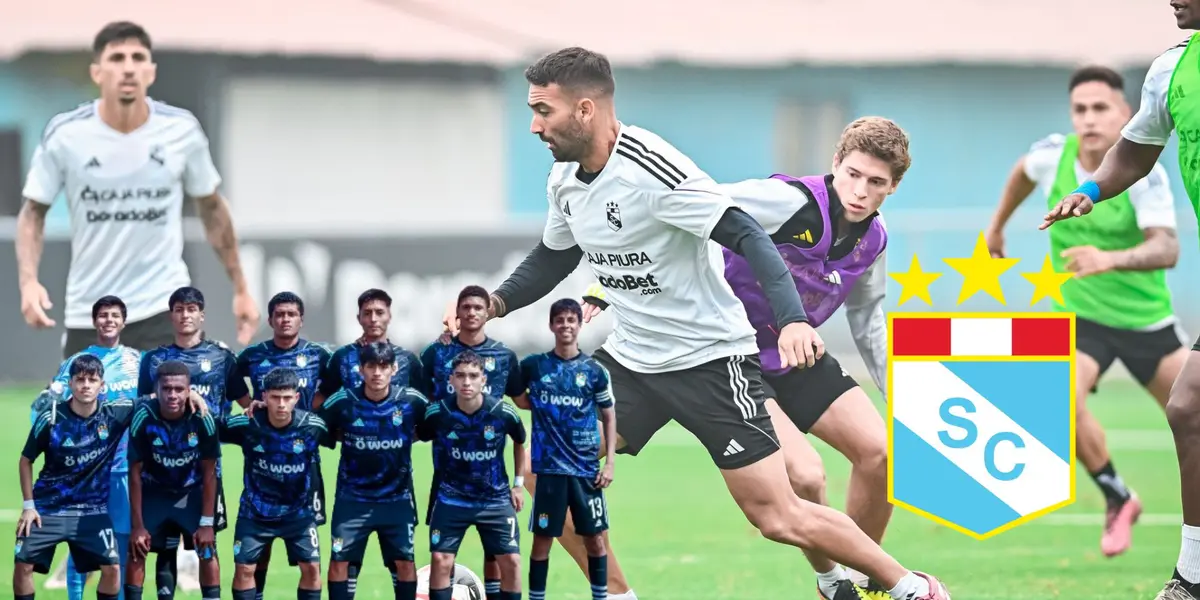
[169,286,205,311]
[451,350,484,373]
[69,354,104,379]
[357,288,392,311]
[261,368,300,392]
[268,291,305,318]
[92,295,127,321]
[155,360,191,382]
[524,47,615,97]
[359,342,397,366]
[93,21,152,57]
[1069,65,1124,93]
[457,285,490,308]
[550,298,582,323]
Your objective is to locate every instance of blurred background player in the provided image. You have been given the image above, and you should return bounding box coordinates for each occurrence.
[512,299,616,600]
[421,350,528,600]
[218,368,328,600]
[14,20,259,356]
[427,285,524,600]
[126,361,221,600]
[988,65,1182,558]
[317,342,430,600]
[138,286,246,599]
[16,355,140,600]
[233,291,332,599]
[1040,3,1200,598]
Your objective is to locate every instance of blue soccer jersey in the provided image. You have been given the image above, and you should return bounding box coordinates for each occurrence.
[519,351,614,478]
[319,385,428,503]
[318,341,422,399]
[422,396,525,509]
[139,339,248,417]
[235,339,331,411]
[218,410,329,523]
[420,336,523,402]
[128,401,220,494]
[52,344,142,474]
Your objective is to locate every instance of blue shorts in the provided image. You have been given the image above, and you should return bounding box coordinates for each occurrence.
[331,499,416,564]
[428,502,519,556]
[233,517,320,566]
[15,514,120,574]
[530,474,608,538]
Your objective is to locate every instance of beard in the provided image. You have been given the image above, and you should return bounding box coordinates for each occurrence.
[549,118,593,163]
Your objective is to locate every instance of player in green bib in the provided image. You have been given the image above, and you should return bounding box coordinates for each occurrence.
[988,65,1184,560]
[1041,4,1200,597]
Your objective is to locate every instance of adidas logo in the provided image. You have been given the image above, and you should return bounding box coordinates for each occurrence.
[722,439,744,457]
[63,438,74,448]
[158,587,171,596]
[85,157,100,169]
[825,271,842,286]
[259,359,271,367]
[253,444,265,453]
[563,201,571,216]
[352,418,365,427]
[153,438,164,446]
[448,431,458,440]
[792,229,813,244]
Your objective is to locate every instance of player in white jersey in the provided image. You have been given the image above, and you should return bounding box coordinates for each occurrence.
[16,21,260,360]
[15,21,260,600]
[445,47,950,600]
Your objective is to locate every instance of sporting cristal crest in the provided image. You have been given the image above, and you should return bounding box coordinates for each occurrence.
[886,233,1077,539]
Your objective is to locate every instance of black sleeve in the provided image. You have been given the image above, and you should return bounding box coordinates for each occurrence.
[709,207,808,327]
[317,347,345,397]
[492,242,584,316]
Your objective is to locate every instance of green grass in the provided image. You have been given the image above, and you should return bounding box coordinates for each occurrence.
[1,380,1183,600]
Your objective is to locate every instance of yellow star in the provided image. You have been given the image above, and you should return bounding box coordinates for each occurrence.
[943,233,1021,305]
[889,255,942,306]
[1021,254,1074,307]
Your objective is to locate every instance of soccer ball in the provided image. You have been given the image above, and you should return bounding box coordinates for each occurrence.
[415,563,485,600]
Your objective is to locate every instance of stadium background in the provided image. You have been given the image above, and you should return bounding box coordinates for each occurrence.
[0,2,1190,598]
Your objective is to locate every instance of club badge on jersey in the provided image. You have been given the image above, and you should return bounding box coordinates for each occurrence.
[887,233,1077,539]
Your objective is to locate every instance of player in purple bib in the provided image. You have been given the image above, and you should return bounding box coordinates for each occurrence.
[583,117,908,598]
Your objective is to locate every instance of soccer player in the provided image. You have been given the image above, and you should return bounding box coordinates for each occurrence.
[988,65,1181,558]
[316,288,422,406]
[421,351,528,600]
[218,368,328,600]
[233,291,332,600]
[1040,4,1200,597]
[126,361,221,600]
[423,285,525,600]
[138,286,246,599]
[16,355,140,600]
[512,299,616,600]
[318,342,430,600]
[450,47,949,600]
[16,20,259,356]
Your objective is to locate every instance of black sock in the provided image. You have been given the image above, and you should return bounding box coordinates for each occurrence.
[232,589,257,600]
[429,587,454,600]
[1175,569,1200,593]
[395,580,417,600]
[348,564,359,600]
[330,581,351,600]
[588,555,608,600]
[125,585,143,600]
[15,594,33,600]
[255,568,270,600]
[485,578,502,600]
[1090,460,1132,505]
[200,585,221,600]
[297,588,321,600]
[155,549,177,600]
[97,593,119,600]
[529,558,549,599]
[500,592,522,600]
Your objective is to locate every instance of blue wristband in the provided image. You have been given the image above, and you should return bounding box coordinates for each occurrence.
[1074,180,1101,203]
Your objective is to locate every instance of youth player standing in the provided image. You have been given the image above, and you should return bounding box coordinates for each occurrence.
[1040,3,1200,597]
[512,299,616,600]
[218,369,328,600]
[422,351,528,600]
[316,288,422,407]
[15,20,258,355]
[989,65,1181,558]
[455,47,949,600]
[126,361,221,600]
[318,342,430,600]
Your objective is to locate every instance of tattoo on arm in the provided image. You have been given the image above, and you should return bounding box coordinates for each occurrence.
[1111,227,1179,271]
[15,200,50,287]
[195,194,247,293]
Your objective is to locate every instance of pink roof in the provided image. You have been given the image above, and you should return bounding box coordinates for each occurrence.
[3,0,1188,66]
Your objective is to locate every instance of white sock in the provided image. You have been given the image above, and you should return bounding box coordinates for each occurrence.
[1178,525,1200,583]
[607,591,637,600]
[846,567,870,587]
[816,566,846,599]
[888,572,930,600]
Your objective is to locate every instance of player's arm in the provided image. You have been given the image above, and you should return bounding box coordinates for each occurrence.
[19,412,50,532]
[217,414,250,446]
[503,404,528,496]
[17,130,65,329]
[311,345,336,409]
[314,346,346,408]
[1111,164,1180,271]
[198,414,220,527]
[594,364,617,485]
[844,251,888,395]
[314,390,347,448]
[405,350,425,391]
[137,353,155,396]
[987,137,1061,255]
[127,408,151,534]
[416,402,441,442]
[416,344,439,398]
[988,156,1039,231]
[512,356,535,410]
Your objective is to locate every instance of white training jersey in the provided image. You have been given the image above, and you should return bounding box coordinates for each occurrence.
[22,98,222,329]
[1023,133,1177,230]
[1123,43,1187,146]
[542,124,758,373]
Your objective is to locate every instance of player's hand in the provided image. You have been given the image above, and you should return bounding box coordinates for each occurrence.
[595,461,614,489]
[984,226,1006,258]
[441,300,460,337]
[130,527,152,561]
[581,301,603,323]
[244,400,266,417]
[510,486,525,512]
[232,291,261,346]
[1040,193,1094,230]
[581,284,608,324]
[778,322,824,369]
[19,281,55,329]
[193,525,215,555]
[1061,245,1116,278]
[187,391,210,415]
[16,508,40,537]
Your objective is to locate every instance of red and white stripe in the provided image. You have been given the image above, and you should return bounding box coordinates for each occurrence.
[892,316,1072,357]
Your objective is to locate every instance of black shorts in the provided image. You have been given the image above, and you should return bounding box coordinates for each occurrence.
[530,474,608,538]
[159,476,228,551]
[63,310,174,358]
[331,499,417,564]
[595,348,779,469]
[15,514,120,574]
[428,502,519,556]
[143,488,218,556]
[232,517,320,565]
[312,464,327,526]
[762,352,860,433]
[1077,316,1184,387]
